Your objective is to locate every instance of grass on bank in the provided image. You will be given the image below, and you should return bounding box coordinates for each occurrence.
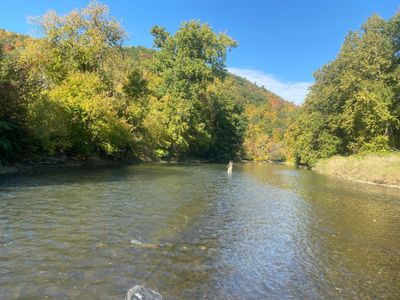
[314,152,400,188]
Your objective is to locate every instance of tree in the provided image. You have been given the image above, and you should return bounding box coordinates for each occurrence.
[30,0,126,84]
[339,15,396,152]
[147,20,238,158]
[11,1,145,160]
[0,48,28,164]
[204,78,247,160]
[29,72,133,158]
[288,13,400,165]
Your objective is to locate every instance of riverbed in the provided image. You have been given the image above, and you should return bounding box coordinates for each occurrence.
[1,163,399,299]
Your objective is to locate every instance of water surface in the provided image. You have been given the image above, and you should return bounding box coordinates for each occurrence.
[1,163,399,299]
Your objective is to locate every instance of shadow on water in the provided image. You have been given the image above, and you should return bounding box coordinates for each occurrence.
[0,163,197,189]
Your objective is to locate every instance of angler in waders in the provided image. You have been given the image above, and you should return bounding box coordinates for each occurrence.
[227,160,233,174]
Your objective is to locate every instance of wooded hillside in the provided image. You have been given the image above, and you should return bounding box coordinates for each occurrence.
[0,2,296,165]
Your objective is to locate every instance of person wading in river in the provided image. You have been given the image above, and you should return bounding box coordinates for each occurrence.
[227,161,233,174]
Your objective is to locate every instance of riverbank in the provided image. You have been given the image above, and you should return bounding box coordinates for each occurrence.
[314,152,400,189]
[0,156,237,175]
[0,156,128,175]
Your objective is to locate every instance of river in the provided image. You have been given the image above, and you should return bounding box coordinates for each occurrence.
[1,163,399,299]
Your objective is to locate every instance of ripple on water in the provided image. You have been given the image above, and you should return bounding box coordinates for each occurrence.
[0,163,400,299]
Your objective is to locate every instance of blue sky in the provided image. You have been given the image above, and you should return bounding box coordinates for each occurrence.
[1,0,398,103]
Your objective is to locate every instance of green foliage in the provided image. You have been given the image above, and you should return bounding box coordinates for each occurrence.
[288,12,400,166]
[228,74,275,105]
[123,46,154,65]
[204,79,247,159]
[4,2,400,168]
[287,112,341,166]
[151,20,237,95]
[0,47,27,163]
[0,121,23,164]
[123,69,148,100]
[147,20,241,159]
[0,1,298,164]
[31,0,126,84]
[238,83,297,161]
[30,72,133,157]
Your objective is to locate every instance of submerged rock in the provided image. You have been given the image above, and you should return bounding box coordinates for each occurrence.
[130,239,172,249]
[130,239,158,249]
[126,285,163,300]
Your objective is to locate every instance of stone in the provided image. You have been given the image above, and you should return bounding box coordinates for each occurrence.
[126,285,163,300]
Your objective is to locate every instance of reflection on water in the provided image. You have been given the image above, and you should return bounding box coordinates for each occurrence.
[0,163,399,299]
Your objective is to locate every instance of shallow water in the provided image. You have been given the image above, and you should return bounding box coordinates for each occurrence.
[0,163,399,299]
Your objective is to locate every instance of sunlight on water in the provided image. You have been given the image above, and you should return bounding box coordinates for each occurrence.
[0,163,399,299]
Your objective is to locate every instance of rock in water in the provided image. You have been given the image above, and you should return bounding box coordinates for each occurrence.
[126,285,163,300]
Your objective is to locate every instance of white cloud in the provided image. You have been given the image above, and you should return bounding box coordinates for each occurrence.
[228,68,313,105]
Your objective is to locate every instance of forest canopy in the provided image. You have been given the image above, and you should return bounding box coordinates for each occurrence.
[2,1,397,168]
[286,13,400,166]
[0,1,295,165]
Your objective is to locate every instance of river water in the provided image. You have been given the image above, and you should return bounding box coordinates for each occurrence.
[0,163,399,299]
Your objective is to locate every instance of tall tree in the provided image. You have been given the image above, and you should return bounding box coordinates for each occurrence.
[147,20,238,158]
[30,0,126,84]
[288,13,400,165]
[19,1,140,159]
